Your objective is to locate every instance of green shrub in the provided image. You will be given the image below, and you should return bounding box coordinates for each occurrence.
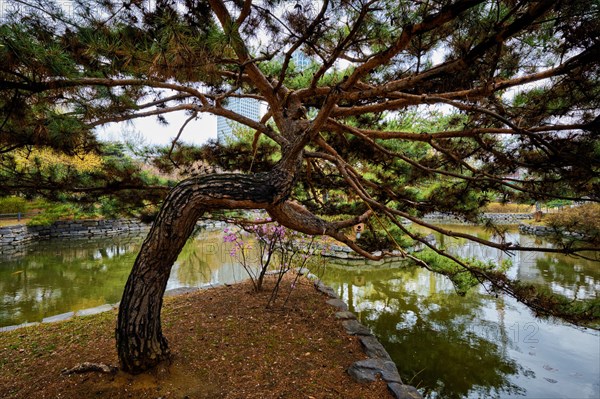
[0,197,50,215]
[98,197,122,219]
[545,199,573,209]
[0,196,28,213]
[356,224,414,252]
[27,203,98,226]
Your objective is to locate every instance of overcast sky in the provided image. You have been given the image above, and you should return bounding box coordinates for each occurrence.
[96,112,218,147]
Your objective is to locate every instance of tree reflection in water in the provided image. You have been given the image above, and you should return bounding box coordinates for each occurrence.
[322,265,530,399]
[173,230,255,288]
[1,226,598,398]
[0,237,141,327]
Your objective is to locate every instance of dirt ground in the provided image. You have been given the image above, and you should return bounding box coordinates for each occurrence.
[0,275,390,398]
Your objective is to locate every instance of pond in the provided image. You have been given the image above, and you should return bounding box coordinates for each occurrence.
[319,225,600,399]
[0,229,246,327]
[0,225,598,398]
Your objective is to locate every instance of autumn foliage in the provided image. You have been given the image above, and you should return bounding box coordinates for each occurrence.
[546,203,600,244]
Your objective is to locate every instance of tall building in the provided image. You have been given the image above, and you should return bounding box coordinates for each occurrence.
[292,51,311,71]
[216,52,310,144]
[216,95,260,144]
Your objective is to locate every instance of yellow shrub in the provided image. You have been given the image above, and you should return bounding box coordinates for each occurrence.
[546,203,600,243]
[484,202,534,214]
[14,148,103,173]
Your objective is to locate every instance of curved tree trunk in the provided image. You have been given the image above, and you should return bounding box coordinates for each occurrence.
[116,169,294,373]
[116,181,205,373]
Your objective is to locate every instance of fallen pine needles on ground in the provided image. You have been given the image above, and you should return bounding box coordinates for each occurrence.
[0,275,390,398]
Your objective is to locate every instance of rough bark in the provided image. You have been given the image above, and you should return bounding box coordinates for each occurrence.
[116,170,292,373]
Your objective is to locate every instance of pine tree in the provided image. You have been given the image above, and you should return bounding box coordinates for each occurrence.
[1,0,598,372]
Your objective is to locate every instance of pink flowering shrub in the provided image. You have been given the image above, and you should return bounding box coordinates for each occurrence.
[223,220,318,305]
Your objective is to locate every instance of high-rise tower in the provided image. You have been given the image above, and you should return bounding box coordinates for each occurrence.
[216,95,260,144]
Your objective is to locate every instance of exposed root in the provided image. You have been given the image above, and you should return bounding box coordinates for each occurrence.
[61,362,118,376]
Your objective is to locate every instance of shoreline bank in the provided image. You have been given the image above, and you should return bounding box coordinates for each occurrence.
[0,274,420,399]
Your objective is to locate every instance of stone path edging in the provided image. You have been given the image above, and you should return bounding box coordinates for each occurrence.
[310,274,423,399]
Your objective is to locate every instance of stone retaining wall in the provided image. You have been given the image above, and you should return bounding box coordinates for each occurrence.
[518,223,587,240]
[322,243,408,264]
[0,219,150,254]
[423,212,532,224]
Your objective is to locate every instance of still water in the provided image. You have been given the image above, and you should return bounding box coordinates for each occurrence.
[0,230,246,327]
[0,226,598,398]
[319,226,600,399]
